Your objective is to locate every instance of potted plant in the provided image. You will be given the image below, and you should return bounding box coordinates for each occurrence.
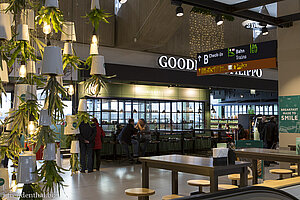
[37,6,64,33]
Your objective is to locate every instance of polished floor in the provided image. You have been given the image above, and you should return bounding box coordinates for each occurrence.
[3,158,299,200]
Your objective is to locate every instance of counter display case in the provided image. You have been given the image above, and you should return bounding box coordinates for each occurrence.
[86,97,205,134]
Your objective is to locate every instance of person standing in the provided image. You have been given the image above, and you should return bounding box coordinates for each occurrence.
[237,124,246,140]
[136,119,150,156]
[258,115,267,141]
[263,116,278,149]
[78,120,96,173]
[92,118,105,171]
[117,119,138,161]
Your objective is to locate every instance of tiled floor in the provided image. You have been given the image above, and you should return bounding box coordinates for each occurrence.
[2,158,295,200]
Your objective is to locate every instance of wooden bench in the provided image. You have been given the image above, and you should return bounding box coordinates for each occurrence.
[254,176,300,189]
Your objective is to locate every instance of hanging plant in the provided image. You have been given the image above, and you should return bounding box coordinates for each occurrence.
[84,55,93,69]
[23,73,45,87]
[191,7,235,22]
[85,8,112,31]
[70,153,80,175]
[20,183,43,200]
[62,54,84,71]
[76,111,91,128]
[0,80,6,107]
[42,75,67,122]
[84,74,116,96]
[32,126,57,154]
[35,160,67,195]
[37,6,64,33]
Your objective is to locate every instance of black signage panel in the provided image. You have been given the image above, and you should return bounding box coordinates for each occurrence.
[197,40,277,68]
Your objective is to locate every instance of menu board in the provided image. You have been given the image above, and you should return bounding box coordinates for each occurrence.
[279,95,300,133]
[197,40,277,76]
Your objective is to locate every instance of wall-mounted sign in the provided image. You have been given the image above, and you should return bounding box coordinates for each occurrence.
[197,40,277,76]
[279,95,300,133]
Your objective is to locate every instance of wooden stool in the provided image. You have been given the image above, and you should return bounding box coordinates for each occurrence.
[218,184,238,190]
[125,188,155,200]
[228,174,253,185]
[162,194,184,200]
[269,169,293,180]
[290,165,298,170]
[292,172,298,177]
[187,180,210,193]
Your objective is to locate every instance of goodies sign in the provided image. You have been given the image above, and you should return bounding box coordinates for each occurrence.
[279,96,300,133]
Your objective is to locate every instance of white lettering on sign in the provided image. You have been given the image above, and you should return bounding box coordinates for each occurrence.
[157,55,264,78]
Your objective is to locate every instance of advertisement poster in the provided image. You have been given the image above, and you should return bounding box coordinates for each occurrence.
[279,96,300,133]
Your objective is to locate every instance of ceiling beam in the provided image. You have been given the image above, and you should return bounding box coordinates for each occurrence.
[232,0,285,12]
[182,0,283,27]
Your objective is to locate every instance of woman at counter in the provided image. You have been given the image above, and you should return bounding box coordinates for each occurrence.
[136,119,151,156]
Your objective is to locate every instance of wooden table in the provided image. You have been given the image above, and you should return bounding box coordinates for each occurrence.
[235,148,300,185]
[139,155,250,200]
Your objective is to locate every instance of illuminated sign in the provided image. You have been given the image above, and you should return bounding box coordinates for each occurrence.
[197,40,277,76]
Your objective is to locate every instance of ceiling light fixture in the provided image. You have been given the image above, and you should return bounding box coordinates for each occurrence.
[119,0,127,3]
[176,6,184,17]
[262,26,268,36]
[19,61,26,78]
[215,15,223,26]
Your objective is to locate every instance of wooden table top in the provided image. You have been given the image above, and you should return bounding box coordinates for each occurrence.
[139,154,249,169]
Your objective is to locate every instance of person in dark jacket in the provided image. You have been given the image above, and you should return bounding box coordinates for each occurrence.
[118,119,138,160]
[258,115,267,141]
[237,124,246,140]
[91,118,105,171]
[263,116,278,149]
[78,121,97,173]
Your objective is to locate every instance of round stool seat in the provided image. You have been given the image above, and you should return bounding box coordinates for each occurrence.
[269,169,293,175]
[263,180,278,183]
[162,194,184,200]
[187,180,210,187]
[125,188,155,197]
[228,174,253,180]
[290,165,298,170]
[292,172,298,176]
[218,184,238,190]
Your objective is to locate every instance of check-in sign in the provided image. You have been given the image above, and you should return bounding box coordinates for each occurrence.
[197,40,277,76]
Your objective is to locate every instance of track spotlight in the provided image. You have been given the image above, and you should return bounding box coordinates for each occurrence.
[176,6,184,17]
[262,26,268,36]
[215,15,223,26]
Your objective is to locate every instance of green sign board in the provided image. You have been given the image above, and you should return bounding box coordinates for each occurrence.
[0,178,4,186]
[279,96,300,133]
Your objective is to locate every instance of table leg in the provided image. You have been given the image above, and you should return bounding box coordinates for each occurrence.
[142,162,149,200]
[252,159,258,184]
[210,174,218,193]
[298,163,300,176]
[172,171,178,194]
[240,166,248,188]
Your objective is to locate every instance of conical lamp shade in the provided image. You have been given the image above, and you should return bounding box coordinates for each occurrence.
[64,115,80,135]
[61,22,76,41]
[90,55,106,75]
[0,60,9,83]
[0,168,9,193]
[45,0,59,8]
[16,24,29,41]
[0,12,11,40]
[90,43,99,55]
[6,108,13,131]
[43,143,56,161]
[70,140,80,153]
[27,60,36,74]
[91,0,100,10]
[63,42,73,55]
[42,46,63,75]
[17,153,37,184]
[13,84,37,108]
[78,99,87,112]
[39,109,52,126]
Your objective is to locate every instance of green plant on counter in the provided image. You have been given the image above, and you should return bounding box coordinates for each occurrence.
[32,126,57,154]
[37,6,64,33]
[0,80,6,107]
[35,160,67,195]
[19,183,43,200]
[42,75,67,122]
[85,8,112,31]
[191,7,234,22]
[70,153,80,175]
[84,74,116,97]
[62,54,84,71]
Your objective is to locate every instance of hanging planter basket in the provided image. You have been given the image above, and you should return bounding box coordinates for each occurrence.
[13,84,37,109]
[0,3,13,26]
[42,46,63,76]
[43,143,56,161]
[17,153,38,184]
[64,115,80,135]
[90,55,106,75]
[63,42,73,55]
[89,43,99,55]
[70,140,80,154]
[16,24,30,41]
[78,99,87,112]
[39,109,52,126]
[61,22,76,42]
[45,0,59,8]
[0,12,11,40]
[27,60,36,74]
[0,168,9,193]
[0,60,9,83]
[91,0,100,10]
[21,9,35,30]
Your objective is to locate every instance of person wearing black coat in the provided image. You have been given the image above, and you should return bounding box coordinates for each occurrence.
[78,122,97,173]
[263,116,278,149]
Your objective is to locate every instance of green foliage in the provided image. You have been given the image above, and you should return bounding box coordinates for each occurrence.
[20,183,43,200]
[191,7,235,22]
[84,74,116,96]
[23,74,45,87]
[42,75,68,122]
[84,55,93,69]
[76,111,91,128]
[63,54,84,71]
[35,160,67,195]
[70,153,80,175]
[37,6,64,33]
[85,8,112,31]
[0,80,6,107]
[32,126,57,154]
